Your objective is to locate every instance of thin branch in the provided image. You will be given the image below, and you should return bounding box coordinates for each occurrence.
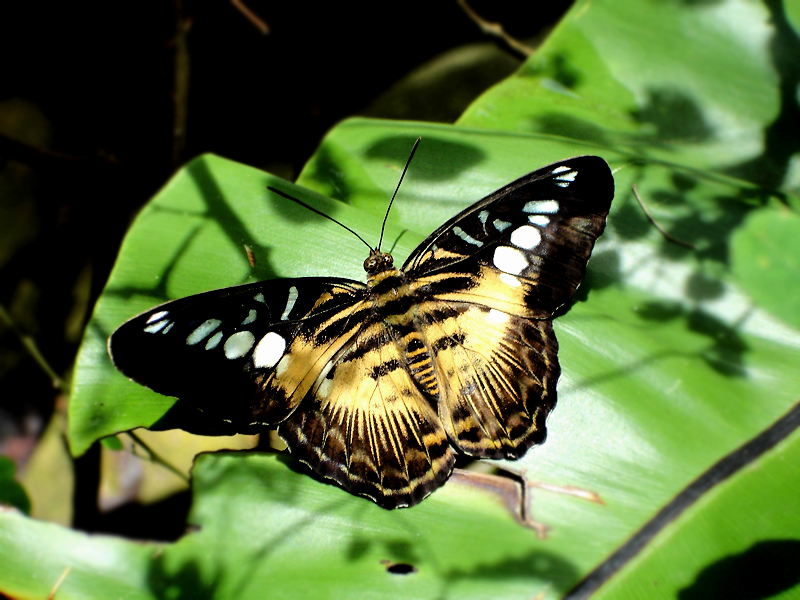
[231,0,269,34]
[632,184,697,250]
[0,133,118,169]
[244,244,256,267]
[127,430,190,483]
[47,566,72,600]
[171,0,191,168]
[457,0,534,60]
[0,304,63,391]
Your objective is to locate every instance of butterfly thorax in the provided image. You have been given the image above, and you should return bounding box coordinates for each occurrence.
[364,254,413,314]
[364,249,415,315]
[355,252,441,399]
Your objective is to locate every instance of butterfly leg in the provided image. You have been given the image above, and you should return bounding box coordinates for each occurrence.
[497,465,605,537]
[449,468,550,538]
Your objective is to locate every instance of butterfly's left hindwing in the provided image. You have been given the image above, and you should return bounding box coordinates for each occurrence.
[109,278,367,429]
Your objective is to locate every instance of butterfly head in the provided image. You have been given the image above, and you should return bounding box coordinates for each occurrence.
[363,249,395,276]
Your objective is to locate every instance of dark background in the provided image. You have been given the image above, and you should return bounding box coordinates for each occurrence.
[0,0,572,534]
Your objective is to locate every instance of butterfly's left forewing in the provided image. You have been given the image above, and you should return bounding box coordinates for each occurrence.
[109,278,368,428]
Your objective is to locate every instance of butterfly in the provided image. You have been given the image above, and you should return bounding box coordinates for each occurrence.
[108,148,614,509]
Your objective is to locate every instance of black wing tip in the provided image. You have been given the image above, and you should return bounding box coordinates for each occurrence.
[560,154,615,201]
[107,318,138,377]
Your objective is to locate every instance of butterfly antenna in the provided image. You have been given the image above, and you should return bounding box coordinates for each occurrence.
[378,137,421,251]
[267,186,373,251]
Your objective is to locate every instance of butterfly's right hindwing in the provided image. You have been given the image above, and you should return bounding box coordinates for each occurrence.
[109,278,367,428]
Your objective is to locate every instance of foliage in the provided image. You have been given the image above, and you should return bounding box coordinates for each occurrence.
[2,0,800,598]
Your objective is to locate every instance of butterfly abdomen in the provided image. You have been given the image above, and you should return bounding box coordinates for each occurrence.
[366,267,442,398]
[400,331,440,398]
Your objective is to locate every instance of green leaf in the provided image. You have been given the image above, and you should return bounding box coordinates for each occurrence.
[0,457,30,516]
[590,405,800,599]
[100,435,124,451]
[41,0,800,598]
[731,206,800,331]
[0,453,582,599]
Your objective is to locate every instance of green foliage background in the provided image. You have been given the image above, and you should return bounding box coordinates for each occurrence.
[2,0,800,598]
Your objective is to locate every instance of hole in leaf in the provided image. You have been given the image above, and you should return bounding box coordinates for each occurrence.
[381,561,417,575]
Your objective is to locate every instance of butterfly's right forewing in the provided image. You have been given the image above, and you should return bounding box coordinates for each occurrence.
[404,155,614,315]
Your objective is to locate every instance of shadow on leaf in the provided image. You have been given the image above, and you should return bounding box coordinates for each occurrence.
[678,539,800,600]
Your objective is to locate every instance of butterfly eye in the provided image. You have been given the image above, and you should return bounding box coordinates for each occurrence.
[363,252,394,275]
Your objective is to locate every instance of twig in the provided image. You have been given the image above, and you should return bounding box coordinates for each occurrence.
[244,244,256,267]
[0,133,118,169]
[632,184,697,250]
[47,566,71,600]
[171,0,191,168]
[231,0,269,34]
[457,0,534,60]
[127,430,190,483]
[0,304,63,391]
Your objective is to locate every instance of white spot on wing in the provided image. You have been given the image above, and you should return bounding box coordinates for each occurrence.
[242,309,257,325]
[146,311,168,324]
[499,272,521,287]
[254,293,266,304]
[275,354,291,376]
[555,171,577,182]
[523,200,559,214]
[144,320,169,334]
[554,181,570,188]
[528,215,550,226]
[478,210,489,234]
[253,332,287,369]
[510,225,541,250]
[186,319,221,345]
[551,166,571,174]
[224,331,255,359]
[205,331,223,350]
[493,219,512,232]
[487,309,509,324]
[493,246,528,275]
[280,286,299,321]
[162,322,174,334]
[318,377,333,398]
[453,226,483,247]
